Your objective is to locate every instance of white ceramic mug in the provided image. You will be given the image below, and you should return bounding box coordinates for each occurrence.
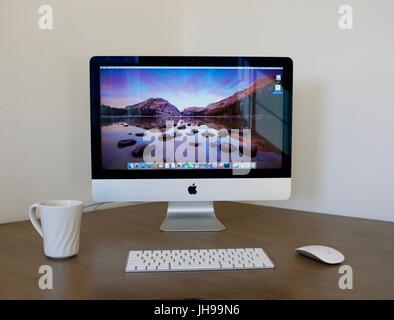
[29,200,83,258]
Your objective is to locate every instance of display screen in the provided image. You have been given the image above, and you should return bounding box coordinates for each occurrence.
[98,65,288,172]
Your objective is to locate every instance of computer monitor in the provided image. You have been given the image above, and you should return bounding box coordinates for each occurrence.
[90,56,293,231]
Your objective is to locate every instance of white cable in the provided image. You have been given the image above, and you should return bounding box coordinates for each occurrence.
[83,201,141,213]
[83,202,112,212]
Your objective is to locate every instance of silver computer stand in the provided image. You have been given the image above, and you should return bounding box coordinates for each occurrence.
[160,201,225,232]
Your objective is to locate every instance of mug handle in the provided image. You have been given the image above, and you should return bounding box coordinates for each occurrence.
[29,204,43,237]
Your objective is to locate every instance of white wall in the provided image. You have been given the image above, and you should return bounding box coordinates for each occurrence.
[182,0,394,221]
[0,0,184,223]
[1,0,393,223]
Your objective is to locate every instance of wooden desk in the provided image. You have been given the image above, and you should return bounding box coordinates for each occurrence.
[1,202,393,299]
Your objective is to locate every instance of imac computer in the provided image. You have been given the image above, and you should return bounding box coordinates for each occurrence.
[90,56,293,231]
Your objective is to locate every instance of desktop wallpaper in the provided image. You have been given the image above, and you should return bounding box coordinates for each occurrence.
[99,67,285,170]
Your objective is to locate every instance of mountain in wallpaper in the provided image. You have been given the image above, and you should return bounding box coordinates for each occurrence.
[100,76,274,117]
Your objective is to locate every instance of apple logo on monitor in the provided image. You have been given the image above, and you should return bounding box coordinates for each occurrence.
[188,183,197,195]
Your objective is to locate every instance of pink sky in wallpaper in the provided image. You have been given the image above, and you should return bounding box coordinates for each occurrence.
[100,67,278,111]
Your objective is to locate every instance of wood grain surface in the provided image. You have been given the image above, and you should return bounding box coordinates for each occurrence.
[1,202,393,299]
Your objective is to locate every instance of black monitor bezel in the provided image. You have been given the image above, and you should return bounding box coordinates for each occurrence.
[90,56,293,179]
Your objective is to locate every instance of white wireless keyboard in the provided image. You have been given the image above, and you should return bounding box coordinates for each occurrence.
[125,248,274,272]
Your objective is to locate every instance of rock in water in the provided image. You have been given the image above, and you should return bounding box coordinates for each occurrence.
[117,139,136,148]
[218,129,229,138]
[239,144,258,158]
[189,142,201,147]
[192,128,199,134]
[132,144,148,158]
[220,142,236,153]
[158,133,174,141]
[201,131,216,138]
[135,132,145,137]
[177,125,186,130]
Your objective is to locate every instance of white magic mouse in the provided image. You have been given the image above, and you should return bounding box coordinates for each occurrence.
[295,245,345,264]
